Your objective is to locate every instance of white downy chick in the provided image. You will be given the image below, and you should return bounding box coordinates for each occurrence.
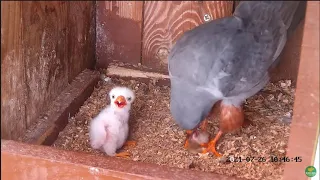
[89,86,135,156]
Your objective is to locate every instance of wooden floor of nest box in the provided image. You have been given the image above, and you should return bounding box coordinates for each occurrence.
[52,74,295,180]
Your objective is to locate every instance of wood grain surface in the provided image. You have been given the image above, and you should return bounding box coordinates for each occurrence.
[96,1,143,68]
[141,1,234,73]
[283,2,319,179]
[68,1,96,82]
[21,1,69,131]
[1,140,242,180]
[1,1,95,140]
[1,1,28,140]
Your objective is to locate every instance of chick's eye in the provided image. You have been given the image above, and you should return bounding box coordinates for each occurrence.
[111,95,115,99]
[127,97,132,101]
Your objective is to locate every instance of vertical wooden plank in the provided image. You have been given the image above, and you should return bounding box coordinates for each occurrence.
[1,1,27,140]
[234,1,241,9]
[21,1,69,129]
[68,1,96,82]
[270,19,305,83]
[270,1,307,84]
[1,140,241,180]
[141,1,234,74]
[1,1,96,140]
[191,1,234,21]
[283,2,319,179]
[141,1,191,73]
[96,1,143,68]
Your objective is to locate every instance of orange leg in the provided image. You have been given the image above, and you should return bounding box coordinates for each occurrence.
[184,130,194,148]
[184,119,209,149]
[186,130,193,135]
[184,139,190,148]
[202,130,223,157]
[124,140,137,147]
[199,119,208,131]
[199,143,208,147]
[115,151,131,158]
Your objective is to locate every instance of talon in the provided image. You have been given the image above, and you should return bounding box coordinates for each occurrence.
[115,151,131,158]
[184,139,190,149]
[207,141,222,157]
[204,130,223,157]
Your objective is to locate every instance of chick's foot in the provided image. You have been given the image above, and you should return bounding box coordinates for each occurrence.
[115,152,131,158]
[124,140,137,148]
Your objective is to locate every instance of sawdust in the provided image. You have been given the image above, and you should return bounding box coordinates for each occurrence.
[52,76,295,180]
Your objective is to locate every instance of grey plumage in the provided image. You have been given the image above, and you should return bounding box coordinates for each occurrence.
[168,1,306,130]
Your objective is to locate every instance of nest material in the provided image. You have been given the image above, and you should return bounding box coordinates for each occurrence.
[52,76,295,180]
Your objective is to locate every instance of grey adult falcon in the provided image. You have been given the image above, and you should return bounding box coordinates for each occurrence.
[168,1,306,156]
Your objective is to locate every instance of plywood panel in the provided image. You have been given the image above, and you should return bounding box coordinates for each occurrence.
[270,20,305,84]
[141,1,234,73]
[1,1,27,140]
[96,1,143,68]
[1,140,241,180]
[234,1,240,9]
[283,2,319,179]
[1,1,95,140]
[21,1,69,129]
[67,1,96,82]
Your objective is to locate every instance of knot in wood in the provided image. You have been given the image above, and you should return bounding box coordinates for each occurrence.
[157,47,169,64]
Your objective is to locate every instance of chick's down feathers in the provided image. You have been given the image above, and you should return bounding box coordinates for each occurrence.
[89,86,135,156]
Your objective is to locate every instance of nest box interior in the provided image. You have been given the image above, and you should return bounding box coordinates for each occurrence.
[1,1,319,180]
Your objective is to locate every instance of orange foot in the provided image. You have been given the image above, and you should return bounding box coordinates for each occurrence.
[202,130,223,157]
[184,118,208,149]
[200,143,208,147]
[184,130,194,149]
[124,140,137,148]
[115,151,131,158]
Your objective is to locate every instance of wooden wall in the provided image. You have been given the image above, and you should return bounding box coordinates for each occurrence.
[1,1,95,140]
[96,1,234,73]
[96,1,305,83]
[1,1,305,140]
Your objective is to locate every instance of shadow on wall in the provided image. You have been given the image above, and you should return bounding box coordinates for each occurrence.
[270,1,307,85]
[96,4,142,68]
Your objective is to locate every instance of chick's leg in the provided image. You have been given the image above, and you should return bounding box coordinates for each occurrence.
[115,152,131,158]
[124,140,137,147]
[103,143,120,157]
[202,130,223,157]
[117,141,137,158]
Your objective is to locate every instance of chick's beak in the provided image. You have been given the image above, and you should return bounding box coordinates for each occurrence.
[114,95,127,108]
